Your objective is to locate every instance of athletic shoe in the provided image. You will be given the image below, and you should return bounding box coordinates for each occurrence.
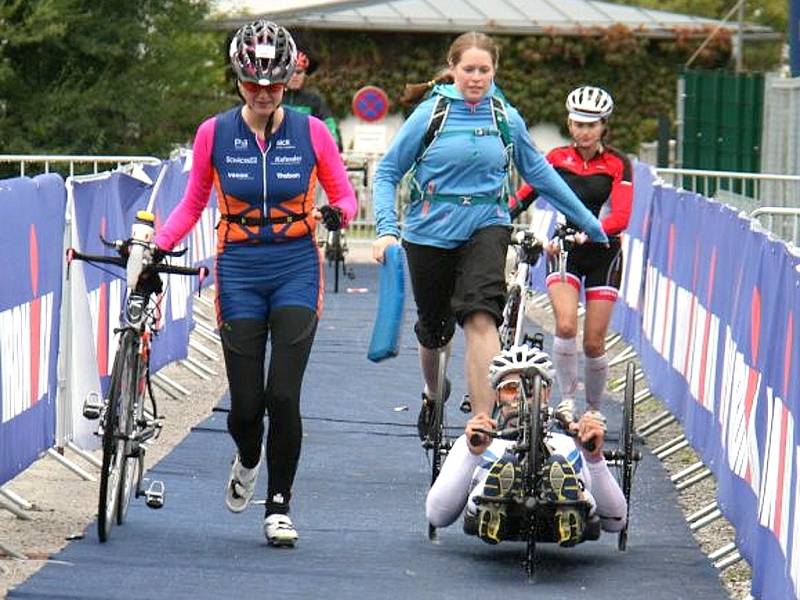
[540,454,580,503]
[416,377,451,441]
[540,454,583,546]
[554,507,584,547]
[225,454,259,513]
[476,456,519,544]
[264,513,298,547]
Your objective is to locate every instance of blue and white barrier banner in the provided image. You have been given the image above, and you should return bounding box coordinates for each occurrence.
[611,162,655,347]
[167,153,219,287]
[637,184,800,600]
[147,159,196,371]
[0,175,65,484]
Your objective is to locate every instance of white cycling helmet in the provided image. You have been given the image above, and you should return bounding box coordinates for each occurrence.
[565,86,614,122]
[488,344,554,389]
[229,20,297,85]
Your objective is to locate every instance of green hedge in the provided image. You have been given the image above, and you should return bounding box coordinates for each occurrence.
[296,26,735,153]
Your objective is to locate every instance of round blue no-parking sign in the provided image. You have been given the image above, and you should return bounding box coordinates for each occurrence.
[351,86,390,122]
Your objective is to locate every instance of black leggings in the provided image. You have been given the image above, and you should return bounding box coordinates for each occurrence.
[219,306,318,513]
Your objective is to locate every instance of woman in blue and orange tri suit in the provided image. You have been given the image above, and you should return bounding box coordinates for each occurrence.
[154,20,356,547]
[510,86,633,427]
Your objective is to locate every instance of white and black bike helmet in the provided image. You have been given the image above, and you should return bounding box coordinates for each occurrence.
[229,20,297,85]
[565,86,614,122]
[488,344,554,389]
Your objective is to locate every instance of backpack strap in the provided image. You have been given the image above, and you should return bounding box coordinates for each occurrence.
[490,94,514,201]
[409,91,514,204]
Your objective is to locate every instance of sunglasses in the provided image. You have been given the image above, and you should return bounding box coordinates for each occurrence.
[240,81,284,95]
[497,378,521,404]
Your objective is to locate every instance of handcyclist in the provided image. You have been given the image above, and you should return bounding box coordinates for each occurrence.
[154,20,356,547]
[425,344,627,546]
[371,32,608,436]
[509,86,633,424]
[283,46,342,151]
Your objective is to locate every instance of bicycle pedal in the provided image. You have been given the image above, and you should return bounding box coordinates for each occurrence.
[144,480,165,509]
[82,392,103,420]
[459,394,472,413]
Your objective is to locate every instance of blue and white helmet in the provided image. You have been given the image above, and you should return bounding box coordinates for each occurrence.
[566,86,614,122]
[488,344,554,389]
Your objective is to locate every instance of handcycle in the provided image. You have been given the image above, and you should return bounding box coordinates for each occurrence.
[469,354,641,579]
[478,221,640,578]
[66,211,207,542]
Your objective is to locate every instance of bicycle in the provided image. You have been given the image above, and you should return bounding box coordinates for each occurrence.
[66,211,207,542]
[422,347,451,541]
[470,354,641,579]
[499,229,546,350]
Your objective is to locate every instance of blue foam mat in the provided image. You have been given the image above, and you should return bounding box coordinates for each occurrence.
[10,263,728,599]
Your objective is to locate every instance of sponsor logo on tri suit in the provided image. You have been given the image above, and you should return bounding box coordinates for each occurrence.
[225,155,258,165]
[271,155,303,166]
[276,172,301,180]
[227,172,251,180]
[234,138,249,150]
[275,138,295,149]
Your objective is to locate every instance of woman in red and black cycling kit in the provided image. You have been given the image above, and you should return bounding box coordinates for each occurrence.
[509,86,632,424]
[154,20,356,546]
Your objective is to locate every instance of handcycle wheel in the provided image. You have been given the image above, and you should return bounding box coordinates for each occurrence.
[428,347,449,541]
[617,360,636,551]
[522,373,544,579]
[117,339,144,525]
[98,332,135,542]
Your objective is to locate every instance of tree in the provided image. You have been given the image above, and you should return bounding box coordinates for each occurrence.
[0,0,230,157]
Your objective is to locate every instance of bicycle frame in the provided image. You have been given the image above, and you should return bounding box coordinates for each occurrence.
[500,230,544,350]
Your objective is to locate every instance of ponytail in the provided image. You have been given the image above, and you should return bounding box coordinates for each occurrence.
[400,69,453,106]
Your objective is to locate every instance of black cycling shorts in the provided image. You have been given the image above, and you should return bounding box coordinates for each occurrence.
[403,225,511,349]
[546,238,623,302]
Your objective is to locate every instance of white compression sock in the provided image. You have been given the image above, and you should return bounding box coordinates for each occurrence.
[552,336,578,401]
[584,353,608,410]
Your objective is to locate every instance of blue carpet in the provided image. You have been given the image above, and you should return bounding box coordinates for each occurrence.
[9,262,728,599]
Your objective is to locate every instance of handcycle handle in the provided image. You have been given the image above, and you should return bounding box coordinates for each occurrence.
[469,427,518,447]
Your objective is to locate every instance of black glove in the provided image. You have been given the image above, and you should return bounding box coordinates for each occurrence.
[319,205,343,231]
[150,246,167,265]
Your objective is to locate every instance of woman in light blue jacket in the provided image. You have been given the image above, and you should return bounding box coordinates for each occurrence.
[372,31,607,435]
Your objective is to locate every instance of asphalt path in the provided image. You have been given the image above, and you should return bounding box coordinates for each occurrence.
[10,262,728,599]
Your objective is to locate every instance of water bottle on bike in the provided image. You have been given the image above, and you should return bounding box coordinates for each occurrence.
[126,210,156,290]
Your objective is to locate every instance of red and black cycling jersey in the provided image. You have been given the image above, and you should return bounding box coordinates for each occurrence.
[511,144,633,237]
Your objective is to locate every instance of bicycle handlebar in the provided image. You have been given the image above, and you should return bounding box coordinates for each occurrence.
[66,246,208,280]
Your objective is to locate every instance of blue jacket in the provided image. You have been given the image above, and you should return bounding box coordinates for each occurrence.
[373,83,608,248]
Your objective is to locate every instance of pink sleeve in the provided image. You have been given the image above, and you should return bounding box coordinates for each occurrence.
[309,116,357,226]
[154,117,216,251]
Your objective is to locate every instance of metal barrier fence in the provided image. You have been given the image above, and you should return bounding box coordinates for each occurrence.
[0,154,162,177]
[655,167,800,244]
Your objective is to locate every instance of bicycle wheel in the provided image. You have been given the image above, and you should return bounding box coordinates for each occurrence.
[618,360,636,551]
[428,348,448,540]
[499,285,521,350]
[117,340,144,525]
[97,331,136,542]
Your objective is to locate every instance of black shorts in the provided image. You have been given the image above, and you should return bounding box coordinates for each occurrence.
[546,238,623,302]
[403,226,511,349]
